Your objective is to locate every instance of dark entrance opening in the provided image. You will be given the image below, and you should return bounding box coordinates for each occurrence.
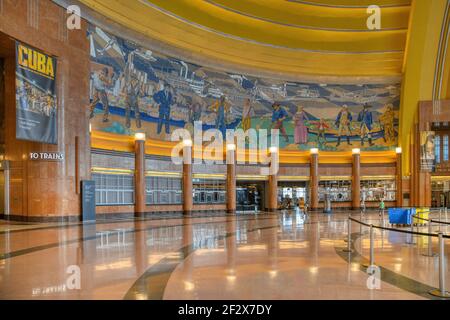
[237,181,264,212]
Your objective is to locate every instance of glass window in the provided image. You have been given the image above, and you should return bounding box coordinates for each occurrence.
[360,180,396,202]
[92,173,135,205]
[435,135,441,164]
[146,176,182,205]
[318,181,351,202]
[444,135,449,162]
[193,179,226,204]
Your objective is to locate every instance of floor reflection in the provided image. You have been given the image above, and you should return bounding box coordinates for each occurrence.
[0,211,448,299]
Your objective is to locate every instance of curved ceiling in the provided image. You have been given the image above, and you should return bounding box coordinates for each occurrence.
[78,0,411,80]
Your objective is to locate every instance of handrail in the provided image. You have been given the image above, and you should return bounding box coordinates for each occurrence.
[346,216,450,298]
[349,217,450,239]
[412,214,450,226]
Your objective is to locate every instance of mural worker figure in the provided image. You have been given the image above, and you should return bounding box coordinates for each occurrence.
[153,81,174,135]
[379,103,395,143]
[242,98,254,133]
[335,104,353,147]
[125,73,143,129]
[357,104,375,147]
[89,67,114,122]
[271,102,289,143]
[191,102,202,124]
[293,106,309,145]
[210,95,230,139]
[186,102,202,136]
[311,118,329,147]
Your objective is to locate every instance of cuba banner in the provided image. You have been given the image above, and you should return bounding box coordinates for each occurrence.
[15,41,57,144]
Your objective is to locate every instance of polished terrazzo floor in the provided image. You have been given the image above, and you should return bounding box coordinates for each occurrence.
[0,210,449,300]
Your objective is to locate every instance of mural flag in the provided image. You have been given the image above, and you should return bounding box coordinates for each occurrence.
[15,41,58,144]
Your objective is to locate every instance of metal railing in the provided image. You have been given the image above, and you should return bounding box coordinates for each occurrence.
[344,214,450,299]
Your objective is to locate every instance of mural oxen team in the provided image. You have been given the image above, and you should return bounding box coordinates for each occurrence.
[88,26,399,151]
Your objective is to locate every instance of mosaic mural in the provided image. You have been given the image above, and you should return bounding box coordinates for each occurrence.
[88,25,400,151]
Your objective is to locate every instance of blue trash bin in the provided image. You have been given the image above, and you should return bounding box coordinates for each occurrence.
[388,208,415,225]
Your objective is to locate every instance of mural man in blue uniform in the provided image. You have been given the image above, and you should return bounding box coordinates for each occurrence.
[357,104,375,146]
[271,102,289,143]
[153,82,174,135]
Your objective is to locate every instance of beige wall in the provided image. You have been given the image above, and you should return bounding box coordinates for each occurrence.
[0,0,91,221]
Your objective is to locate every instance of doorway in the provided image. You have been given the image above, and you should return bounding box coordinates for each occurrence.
[278,181,308,209]
[236,181,265,212]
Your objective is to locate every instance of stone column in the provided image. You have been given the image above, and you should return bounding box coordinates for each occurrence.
[310,149,319,210]
[183,141,193,214]
[226,144,236,214]
[352,150,361,210]
[267,148,279,211]
[396,148,403,207]
[134,133,146,215]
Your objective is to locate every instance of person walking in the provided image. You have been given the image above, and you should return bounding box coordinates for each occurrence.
[379,198,385,217]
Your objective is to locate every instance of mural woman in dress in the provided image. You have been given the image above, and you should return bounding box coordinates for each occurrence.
[293,105,309,145]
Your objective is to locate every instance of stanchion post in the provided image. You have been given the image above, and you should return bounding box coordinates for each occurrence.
[343,219,353,253]
[409,221,416,245]
[369,224,374,266]
[363,224,375,268]
[429,233,450,298]
[439,209,442,232]
[423,219,437,257]
[428,220,433,256]
[344,213,351,242]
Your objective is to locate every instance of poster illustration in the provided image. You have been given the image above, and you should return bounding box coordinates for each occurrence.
[15,42,57,144]
[420,131,436,172]
[88,25,400,151]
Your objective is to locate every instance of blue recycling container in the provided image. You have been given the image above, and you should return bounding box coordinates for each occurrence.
[388,208,415,225]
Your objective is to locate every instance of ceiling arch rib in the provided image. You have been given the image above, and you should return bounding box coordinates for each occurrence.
[287,0,411,8]
[142,0,407,52]
[78,0,411,80]
[205,0,411,31]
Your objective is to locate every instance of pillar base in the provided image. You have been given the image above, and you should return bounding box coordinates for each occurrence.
[429,289,450,299]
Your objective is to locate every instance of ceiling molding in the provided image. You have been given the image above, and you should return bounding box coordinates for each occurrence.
[54,0,403,83]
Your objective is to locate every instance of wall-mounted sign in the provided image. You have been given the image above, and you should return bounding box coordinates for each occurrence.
[420,131,436,172]
[81,180,96,222]
[16,41,58,144]
[29,152,64,161]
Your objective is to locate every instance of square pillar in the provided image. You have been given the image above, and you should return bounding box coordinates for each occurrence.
[310,149,319,210]
[134,133,146,215]
[352,150,361,210]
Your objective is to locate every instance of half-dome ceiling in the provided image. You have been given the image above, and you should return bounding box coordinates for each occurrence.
[79,0,412,79]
